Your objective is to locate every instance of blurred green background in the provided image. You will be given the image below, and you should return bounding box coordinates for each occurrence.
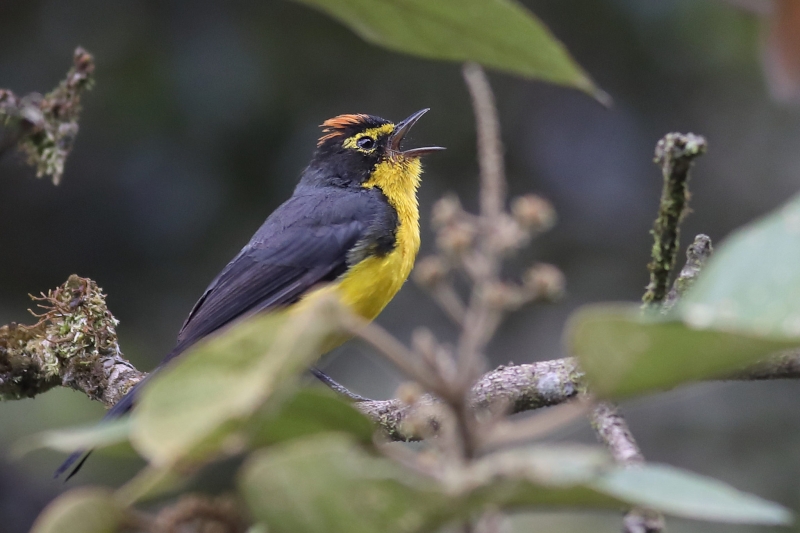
[1,0,798,531]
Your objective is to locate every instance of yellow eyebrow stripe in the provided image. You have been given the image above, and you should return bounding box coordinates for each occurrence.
[342,124,395,149]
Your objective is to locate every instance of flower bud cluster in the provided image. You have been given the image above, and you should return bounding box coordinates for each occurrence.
[418,191,562,311]
[479,262,564,311]
[523,263,565,301]
[511,194,556,233]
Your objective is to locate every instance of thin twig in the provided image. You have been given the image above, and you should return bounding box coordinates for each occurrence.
[457,62,509,390]
[338,312,447,397]
[590,403,643,464]
[430,282,467,325]
[592,401,662,532]
[462,63,505,220]
[663,233,713,311]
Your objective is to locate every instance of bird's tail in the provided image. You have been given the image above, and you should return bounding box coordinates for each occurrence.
[53,379,147,480]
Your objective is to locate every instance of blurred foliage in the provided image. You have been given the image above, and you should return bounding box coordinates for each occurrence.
[572,190,800,397]
[569,304,799,399]
[292,0,607,102]
[681,191,800,338]
[131,299,336,468]
[15,419,131,457]
[30,488,123,533]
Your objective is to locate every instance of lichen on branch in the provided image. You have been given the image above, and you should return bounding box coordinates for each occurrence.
[0,275,143,406]
[643,133,707,307]
[0,47,94,184]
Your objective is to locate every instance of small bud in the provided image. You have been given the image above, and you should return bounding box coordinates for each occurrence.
[395,381,424,405]
[524,263,565,300]
[483,281,525,310]
[436,222,475,254]
[431,195,463,228]
[511,194,556,232]
[73,48,95,74]
[488,214,526,253]
[413,256,447,287]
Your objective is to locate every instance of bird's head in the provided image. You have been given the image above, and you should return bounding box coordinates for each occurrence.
[305,109,444,188]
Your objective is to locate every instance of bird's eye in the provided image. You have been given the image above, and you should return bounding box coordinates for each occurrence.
[356,136,375,150]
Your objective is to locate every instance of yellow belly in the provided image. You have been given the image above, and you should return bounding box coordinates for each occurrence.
[297,219,419,321]
[335,240,418,320]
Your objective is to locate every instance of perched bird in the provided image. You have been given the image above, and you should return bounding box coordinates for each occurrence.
[55,109,443,479]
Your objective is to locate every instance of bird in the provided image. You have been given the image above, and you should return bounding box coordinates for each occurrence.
[55,109,444,479]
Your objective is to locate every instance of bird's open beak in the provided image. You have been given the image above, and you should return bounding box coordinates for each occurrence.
[389,108,446,158]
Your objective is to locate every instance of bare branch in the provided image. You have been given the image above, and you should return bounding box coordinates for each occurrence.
[663,233,713,311]
[590,403,664,533]
[732,348,800,380]
[590,403,643,464]
[355,358,584,440]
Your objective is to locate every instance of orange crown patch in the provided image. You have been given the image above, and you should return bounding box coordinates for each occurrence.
[317,114,371,146]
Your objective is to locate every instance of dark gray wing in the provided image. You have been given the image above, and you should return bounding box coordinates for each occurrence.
[168,186,384,362]
[55,186,392,481]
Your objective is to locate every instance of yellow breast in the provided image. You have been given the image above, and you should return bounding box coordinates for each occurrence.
[290,156,422,357]
[336,156,422,321]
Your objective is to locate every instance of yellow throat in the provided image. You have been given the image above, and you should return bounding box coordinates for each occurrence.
[299,155,422,324]
[338,156,422,320]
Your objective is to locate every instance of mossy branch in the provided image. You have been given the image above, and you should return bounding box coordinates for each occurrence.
[643,133,707,307]
[2,272,800,440]
[0,275,143,407]
[0,47,94,184]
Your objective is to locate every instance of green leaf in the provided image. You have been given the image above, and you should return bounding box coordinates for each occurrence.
[292,0,606,101]
[31,488,123,533]
[239,434,452,533]
[13,418,131,457]
[469,448,791,525]
[249,387,375,446]
[681,192,800,339]
[590,464,792,525]
[568,304,798,398]
[240,434,790,531]
[131,300,338,468]
[115,466,187,506]
[463,445,620,510]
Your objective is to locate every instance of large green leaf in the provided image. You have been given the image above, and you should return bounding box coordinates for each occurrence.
[240,434,453,533]
[292,0,605,100]
[590,465,792,526]
[31,488,123,533]
[463,445,620,510]
[131,301,338,468]
[240,434,791,532]
[681,192,800,338]
[471,448,790,524]
[568,305,798,399]
[115,465,187,505]
[248,387,375,446]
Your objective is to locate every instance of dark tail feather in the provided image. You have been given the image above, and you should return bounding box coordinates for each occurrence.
[54,379,147,480]
[54,449,92,480]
